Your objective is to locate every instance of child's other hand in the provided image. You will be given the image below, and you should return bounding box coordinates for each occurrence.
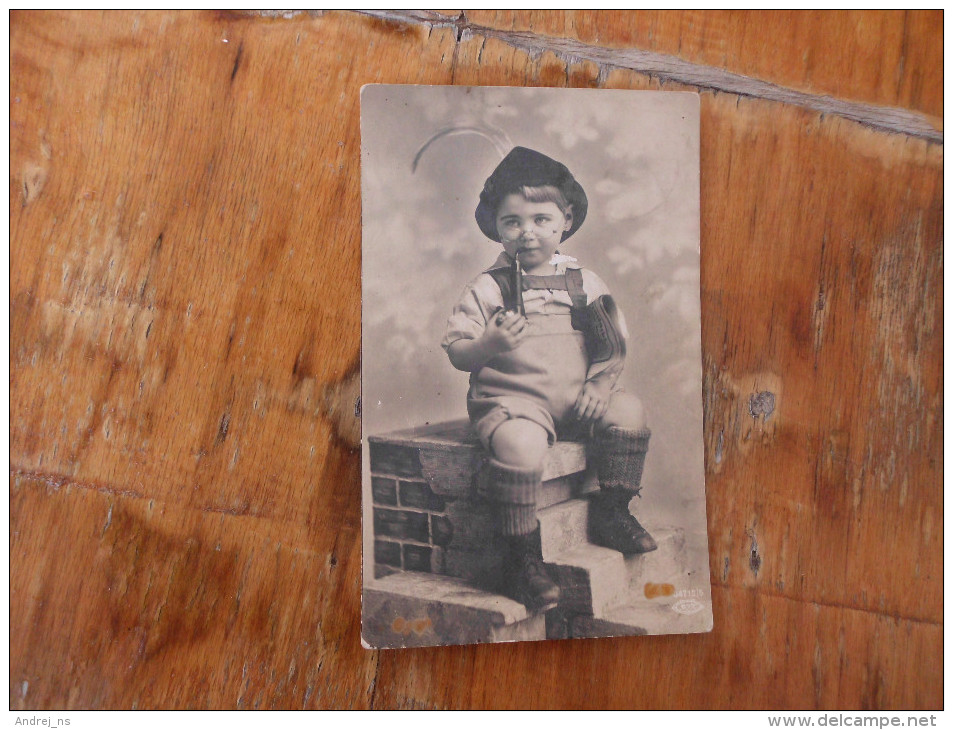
[483,309,529,354]
[574,382,609,423]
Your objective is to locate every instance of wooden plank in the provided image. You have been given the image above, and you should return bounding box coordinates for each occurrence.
[11,9,449,515]
[370,584,941,709]
[458,10,943,119]
[10,473,374,710]
[10,9,942,711]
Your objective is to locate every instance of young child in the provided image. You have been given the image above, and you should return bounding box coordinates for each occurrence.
[441,147,655,612]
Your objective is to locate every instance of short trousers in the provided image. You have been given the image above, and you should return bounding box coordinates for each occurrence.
[468,391,626,451]
[463,313,598,449]
[469,395,560,450]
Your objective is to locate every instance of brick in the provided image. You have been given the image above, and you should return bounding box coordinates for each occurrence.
[403,544,433,573]
[430,515,453,547]
[399,480,446,511]
[374,564,399,580]
[369,440,422,478]
[374,539,402,568]
[371,476,397,506]
[430,546,446,574]
[373,508,430,543]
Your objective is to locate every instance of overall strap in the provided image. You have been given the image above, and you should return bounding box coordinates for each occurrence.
[521,274,568,291]
[490,265,588,313]
[487,267,519,313]
[565,267,588,309]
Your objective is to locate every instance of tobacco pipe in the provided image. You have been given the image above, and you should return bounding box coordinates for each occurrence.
[510,252,526,316]
[493,250,526,326]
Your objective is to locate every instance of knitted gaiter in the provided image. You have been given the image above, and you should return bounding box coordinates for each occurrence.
[592,426,651,495]
[483,458,542,537]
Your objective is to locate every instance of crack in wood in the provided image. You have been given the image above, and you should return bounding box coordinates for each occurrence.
[714,583,941,629]
[353,9,942,144]
[11,467,149,500]
[11,464,940,628]
[10,468,264,519]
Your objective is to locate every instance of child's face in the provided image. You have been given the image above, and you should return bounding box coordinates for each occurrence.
[495,194,573,271]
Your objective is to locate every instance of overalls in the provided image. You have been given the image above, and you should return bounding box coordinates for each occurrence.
[467,266,590,448]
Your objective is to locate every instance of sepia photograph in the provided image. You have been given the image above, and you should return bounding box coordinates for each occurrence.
[361,85,712,649]
[11,9,941,713]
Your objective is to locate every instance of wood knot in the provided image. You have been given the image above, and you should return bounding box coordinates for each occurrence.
[748,391,776,419]
[21,161,48,206]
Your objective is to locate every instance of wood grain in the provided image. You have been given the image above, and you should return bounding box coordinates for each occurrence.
[10,10,942,710]
[457,10,944,119]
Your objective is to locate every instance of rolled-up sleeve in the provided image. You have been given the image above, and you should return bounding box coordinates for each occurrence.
[580,268,610,300]
[441,274,503,352]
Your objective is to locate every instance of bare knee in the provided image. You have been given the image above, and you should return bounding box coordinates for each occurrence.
[490,419,550,469]
[599,392,647,431]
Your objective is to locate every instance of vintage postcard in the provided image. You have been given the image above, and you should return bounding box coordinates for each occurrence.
[361,85,712,648]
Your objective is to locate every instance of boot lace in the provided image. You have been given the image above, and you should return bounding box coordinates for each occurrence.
[617,512,646,537]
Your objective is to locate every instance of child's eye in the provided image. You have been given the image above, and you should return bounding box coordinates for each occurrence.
[535,216,551,224]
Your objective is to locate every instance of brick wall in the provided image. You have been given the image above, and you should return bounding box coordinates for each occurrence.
[370,470,454,575]
[368,422,590,586]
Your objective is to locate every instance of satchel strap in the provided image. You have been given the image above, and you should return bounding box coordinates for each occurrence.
[565,267,588,309]
[487,267,519,313]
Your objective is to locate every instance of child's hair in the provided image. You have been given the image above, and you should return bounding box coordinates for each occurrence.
[516,185,571,215]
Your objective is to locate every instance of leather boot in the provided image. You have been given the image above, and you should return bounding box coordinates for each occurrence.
[482,459,560,611]
[500,524,561,612]
[589,426,657,555]
[589,487,657,554]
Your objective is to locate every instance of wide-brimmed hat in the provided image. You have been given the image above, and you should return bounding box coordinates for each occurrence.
[475,147,588,243]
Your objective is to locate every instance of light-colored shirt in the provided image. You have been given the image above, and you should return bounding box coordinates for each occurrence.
[441,253,614,352]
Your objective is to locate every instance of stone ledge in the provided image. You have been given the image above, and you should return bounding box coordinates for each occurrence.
[362,571,542,649]
[624,526,689,590]
[544,523,695,618]
[368,419,588,498]
[546,543,627,616]
[538,497,590,560]
[571,598,714,638]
